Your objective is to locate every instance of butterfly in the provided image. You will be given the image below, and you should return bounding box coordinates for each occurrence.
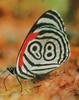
[7,10,70,81]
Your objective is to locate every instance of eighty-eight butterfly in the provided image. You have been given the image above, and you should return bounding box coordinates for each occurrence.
[7,10,70,81]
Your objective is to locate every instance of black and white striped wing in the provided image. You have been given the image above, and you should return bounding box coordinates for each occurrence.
[15,10,70,79]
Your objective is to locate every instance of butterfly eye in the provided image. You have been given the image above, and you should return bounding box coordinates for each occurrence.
[43,42,56,61]
[28,41,42,60]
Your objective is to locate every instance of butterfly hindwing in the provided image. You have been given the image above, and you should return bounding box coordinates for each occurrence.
[15,10,70,79]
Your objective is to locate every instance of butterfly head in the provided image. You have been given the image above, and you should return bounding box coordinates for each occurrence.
[7,67,16,75]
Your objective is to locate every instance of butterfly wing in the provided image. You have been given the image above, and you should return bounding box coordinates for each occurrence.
[15,10,70,79]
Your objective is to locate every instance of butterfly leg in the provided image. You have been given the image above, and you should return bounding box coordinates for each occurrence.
[16,76,22,92]
[3,73,10,91]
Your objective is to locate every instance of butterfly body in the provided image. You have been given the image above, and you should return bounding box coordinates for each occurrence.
[7,10,70,80]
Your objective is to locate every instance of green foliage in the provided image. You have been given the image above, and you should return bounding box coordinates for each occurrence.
[45,0,69,14]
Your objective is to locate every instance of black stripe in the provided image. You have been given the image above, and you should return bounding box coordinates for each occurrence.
[40,25,55,29]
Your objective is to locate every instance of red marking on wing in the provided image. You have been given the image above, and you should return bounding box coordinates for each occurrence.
[19,32,39,68]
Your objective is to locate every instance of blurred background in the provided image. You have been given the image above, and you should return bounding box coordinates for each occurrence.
[0,0,79,68]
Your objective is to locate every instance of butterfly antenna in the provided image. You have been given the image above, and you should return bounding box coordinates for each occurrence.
[16,75,22,92]
[3,73,10,91]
